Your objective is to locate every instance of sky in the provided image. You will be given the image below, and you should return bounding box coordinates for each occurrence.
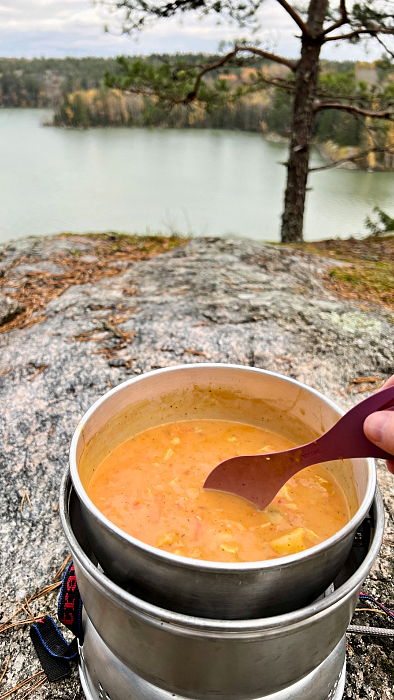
[0,0,389,61]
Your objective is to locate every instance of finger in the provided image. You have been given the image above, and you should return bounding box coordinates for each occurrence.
[378,375,394,392]
[364,410,394,458]
[387,460,394,475]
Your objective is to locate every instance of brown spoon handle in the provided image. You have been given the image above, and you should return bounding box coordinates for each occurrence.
[204,386,394,511]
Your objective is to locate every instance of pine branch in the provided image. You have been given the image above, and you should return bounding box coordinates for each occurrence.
[324,27,394,42]
[234,45,298,71]
[320,0,349,36]
[252,75,296,91]
[109,47,297,108]
[375,34,394,60]
[186,50,237,101]
[314,101,393,118]
[102,0,265,32]
[123,84,183,102]
[274,0,310,35]
[189,45,297,103]
[309,146,394,172]
[316,91,376,103]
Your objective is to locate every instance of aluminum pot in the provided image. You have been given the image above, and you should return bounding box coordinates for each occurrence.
[69,364,376,619]
[60,474,384,699]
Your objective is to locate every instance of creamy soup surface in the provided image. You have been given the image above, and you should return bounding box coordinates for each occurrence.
[86,419,351,562]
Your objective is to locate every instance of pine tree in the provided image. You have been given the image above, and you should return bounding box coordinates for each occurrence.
[103,0,394,241]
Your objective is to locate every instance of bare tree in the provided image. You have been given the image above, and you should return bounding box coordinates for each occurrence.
[103,0,394,242]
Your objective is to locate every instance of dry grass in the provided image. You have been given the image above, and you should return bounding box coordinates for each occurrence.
[347,376,386,395]
[0,657,11,686]
[296,235,394,312]
[72,310,139,365]
[0,554,82,698]
[52,554,72,582]
[0,564,70,638]
[0,671,46,699]
[0,233,186,334]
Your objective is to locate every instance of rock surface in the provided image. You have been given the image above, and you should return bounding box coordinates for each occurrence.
[0,235,394,699]
[0,293,24,326]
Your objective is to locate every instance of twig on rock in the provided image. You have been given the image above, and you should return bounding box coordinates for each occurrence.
[183,348,207,357]
[16,601,31,622]
[27,365,48,382]
[347,376,382,394]
[350,376,381,384]
[74,329,105,341]
[29,581,62,602]
[0,656,11,686]
[52,554,72,581]
[0,606,24,633]
[0,671,45,699]
[0,617,46,635]
[18,677,46,700]
[0,576,64,637]
[24,598,34,623]
[20,490,32,513]
[101,321,136,343]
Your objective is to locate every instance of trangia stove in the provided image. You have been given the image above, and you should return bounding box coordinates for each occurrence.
[60,474,384,700]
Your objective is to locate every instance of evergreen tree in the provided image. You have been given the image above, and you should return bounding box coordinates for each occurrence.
[103,0,394,242]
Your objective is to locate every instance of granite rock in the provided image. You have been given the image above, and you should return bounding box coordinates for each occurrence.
[0,235,394,699]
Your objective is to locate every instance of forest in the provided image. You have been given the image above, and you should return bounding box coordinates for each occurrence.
[0,55,225,108]
[0,56,123,108]
[1,55,393,170]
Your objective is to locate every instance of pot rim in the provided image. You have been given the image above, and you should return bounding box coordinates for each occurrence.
[69,363,376,574]
[60,472,384,634]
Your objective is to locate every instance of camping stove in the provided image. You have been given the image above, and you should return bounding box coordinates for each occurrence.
[78,613,346,700]
[60,475,384,700]
[78,611,346,700]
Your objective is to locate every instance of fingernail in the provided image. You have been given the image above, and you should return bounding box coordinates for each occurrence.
[364,412,390,444]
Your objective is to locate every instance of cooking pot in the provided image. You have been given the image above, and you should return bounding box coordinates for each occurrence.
[69,364,376,619]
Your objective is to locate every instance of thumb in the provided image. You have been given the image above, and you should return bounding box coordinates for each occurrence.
[364,410,394,460]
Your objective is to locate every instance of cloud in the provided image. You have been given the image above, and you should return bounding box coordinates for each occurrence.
[0,0,389,60]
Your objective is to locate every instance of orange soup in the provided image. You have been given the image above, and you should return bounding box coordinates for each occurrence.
[86,419,351,563]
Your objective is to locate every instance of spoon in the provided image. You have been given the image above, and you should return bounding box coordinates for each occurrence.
[203,385,394,511]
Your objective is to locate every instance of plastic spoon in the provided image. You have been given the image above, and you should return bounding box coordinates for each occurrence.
[203,385,394,511]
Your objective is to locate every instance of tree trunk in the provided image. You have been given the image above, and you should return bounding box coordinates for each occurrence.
[280,0,328,243]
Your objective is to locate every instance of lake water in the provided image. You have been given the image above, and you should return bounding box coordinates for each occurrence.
[1,108,393,245]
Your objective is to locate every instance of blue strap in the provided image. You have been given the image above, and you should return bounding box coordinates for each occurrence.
[30,559,83,681]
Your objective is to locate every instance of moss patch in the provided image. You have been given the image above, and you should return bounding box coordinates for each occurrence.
[293,236,394,312]
[60,231,185,255]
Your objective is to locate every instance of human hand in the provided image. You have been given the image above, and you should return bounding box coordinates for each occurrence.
[364,375,394,475]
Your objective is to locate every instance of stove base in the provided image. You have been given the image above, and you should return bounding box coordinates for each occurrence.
[79,615,346,700]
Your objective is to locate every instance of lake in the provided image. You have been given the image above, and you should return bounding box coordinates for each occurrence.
[1,108,393,245]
